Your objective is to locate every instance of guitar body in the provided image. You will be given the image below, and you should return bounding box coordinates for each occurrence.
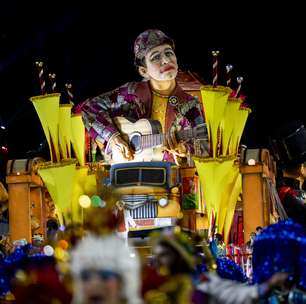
[112,117,164,163]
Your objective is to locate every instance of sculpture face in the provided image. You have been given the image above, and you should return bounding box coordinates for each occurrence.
[142,44,178,81]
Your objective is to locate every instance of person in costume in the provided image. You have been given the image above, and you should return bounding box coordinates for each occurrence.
[212,233,226,258]
[81,29,207,165]
[113,200,137,246]
[252,219,306,303]
[270,120,306,226]
[0,243,71,303]
[70,233,142,304]
[142,228,198,304]
[245,232,256,252]
[143,228,289,304]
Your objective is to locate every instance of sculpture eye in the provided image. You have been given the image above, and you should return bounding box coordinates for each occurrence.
[165,50,174,57]
[151,53,161,62]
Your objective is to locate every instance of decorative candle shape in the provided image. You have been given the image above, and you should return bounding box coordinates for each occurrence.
[49,73,57,92]
[212,50,220,87]
[35,61,46,95]
[65,83,74,105]
[225,64,233,87]
[235,76,244,98]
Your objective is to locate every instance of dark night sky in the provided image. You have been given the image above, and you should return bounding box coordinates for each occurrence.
[1,2,305,160]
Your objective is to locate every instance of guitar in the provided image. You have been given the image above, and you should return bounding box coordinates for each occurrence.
[110,116,208,163]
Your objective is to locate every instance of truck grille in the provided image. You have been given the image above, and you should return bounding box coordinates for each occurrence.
[121,194,158,219]
[129,202,158,219]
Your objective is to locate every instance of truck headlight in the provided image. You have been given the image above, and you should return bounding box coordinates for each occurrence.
[170,186,179,194]
[158,198,168,207]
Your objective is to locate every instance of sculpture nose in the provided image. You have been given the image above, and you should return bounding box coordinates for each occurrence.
[161,53,170,64]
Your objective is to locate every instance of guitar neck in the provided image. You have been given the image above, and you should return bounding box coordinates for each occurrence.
[140,129,197,149]
[141,133,165,149]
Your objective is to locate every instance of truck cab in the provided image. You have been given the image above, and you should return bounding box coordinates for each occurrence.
[110,161,181,232]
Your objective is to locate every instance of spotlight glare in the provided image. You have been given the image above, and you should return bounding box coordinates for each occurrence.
[79,195,91,208]
[43,245,54,256]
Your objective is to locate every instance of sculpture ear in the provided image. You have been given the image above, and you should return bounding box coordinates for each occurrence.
[138,66,149,79]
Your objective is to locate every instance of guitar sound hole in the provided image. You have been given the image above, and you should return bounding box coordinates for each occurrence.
[130,133,142,153]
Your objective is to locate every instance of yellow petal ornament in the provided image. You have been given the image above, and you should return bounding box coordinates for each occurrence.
[193,85,250,242]
[217,165,240,234]
[38,161,76,223]
[229,106,251,155]
[194,156,235,233]
[220,97,242,156]
[200,85,231,158]
[224,173,242,243]
[30,93,60,162]
[59,104,72,159]
[71,114,86,166]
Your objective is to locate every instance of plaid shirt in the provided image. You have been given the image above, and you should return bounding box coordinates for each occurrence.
[81,80,206,156]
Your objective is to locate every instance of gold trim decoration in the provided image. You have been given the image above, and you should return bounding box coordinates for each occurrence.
[36,159,77,169]
[200,85,232,94]
[192,155,237,163]
[29,93,61,101]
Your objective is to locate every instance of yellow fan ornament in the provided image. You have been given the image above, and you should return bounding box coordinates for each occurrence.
[193,85,251,242]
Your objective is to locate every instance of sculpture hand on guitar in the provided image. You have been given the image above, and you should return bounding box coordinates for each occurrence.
[110,135,134,161]
[165,131,187,158]
[107,117,208,163]
[109,131,186,163]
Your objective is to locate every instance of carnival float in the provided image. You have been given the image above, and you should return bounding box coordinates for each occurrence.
[4,53,283,248]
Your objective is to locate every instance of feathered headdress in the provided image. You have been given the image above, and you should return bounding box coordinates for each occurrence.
[70,234,142,304]
[252,219,306,290]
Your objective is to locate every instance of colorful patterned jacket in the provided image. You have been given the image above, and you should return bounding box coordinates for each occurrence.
[81,80,206,158]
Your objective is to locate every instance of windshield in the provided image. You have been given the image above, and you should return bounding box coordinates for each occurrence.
[115,167,166,186]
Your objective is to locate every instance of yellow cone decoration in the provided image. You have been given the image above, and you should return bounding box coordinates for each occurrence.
[229,106,251,155]
[30,90,98,228]
[200,86,231,157]
[71,114,86,166]
[194,86,251,242]
[30,93,61,162]
[217,166,240,234]
[194,156,235,231]
[38,161,76,222]
[59,104,72,159]
[220,97,242,156]
[224,173,242,243]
